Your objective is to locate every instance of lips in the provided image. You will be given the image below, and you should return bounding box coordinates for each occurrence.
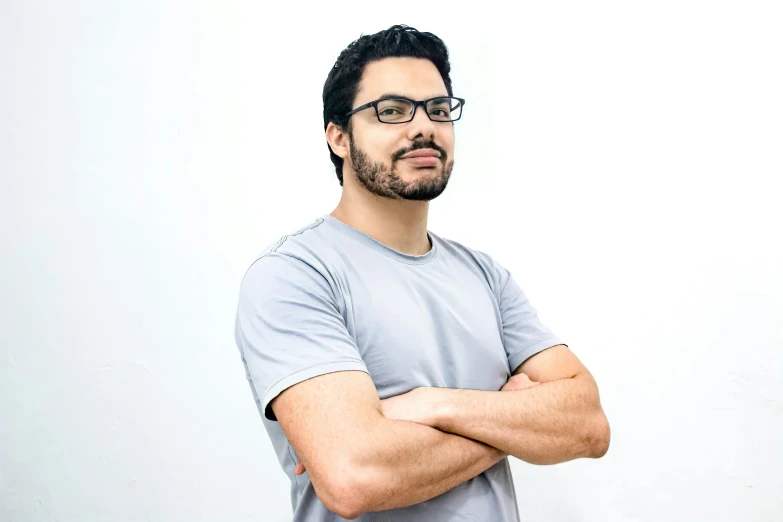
[403,156,440,167]
[401,149,441,167]
[402,149,441,159]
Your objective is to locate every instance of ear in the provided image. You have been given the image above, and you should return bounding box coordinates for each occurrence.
[325,121,350,160]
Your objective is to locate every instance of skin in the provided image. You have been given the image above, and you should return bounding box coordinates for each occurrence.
[325,56,456,257]
[294,371,541,475]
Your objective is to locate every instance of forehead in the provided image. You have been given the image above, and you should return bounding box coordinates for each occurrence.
[355,57,448,104]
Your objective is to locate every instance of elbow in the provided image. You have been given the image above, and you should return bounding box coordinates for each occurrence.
[587,411,611,459]
[321,468,373,520]
[331,494,364,520]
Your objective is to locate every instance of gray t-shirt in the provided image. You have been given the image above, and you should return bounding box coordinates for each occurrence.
[234,215,565,521]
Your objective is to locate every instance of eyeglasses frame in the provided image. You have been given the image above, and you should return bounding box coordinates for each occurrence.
[344,95,466,124]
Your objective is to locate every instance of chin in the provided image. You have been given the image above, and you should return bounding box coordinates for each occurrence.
[405,165,440,175]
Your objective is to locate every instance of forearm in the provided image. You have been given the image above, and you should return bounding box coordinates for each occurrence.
[433,373,609,465]
[352,417,506,514]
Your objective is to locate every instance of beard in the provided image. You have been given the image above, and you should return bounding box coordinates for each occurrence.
[348,134,454,201]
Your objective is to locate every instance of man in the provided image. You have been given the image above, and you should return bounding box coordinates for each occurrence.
[234,24,610,521]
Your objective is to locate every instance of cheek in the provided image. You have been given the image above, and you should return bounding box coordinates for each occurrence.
[365,132,397,157]
[444,141,455,160]
[441,129,456,152]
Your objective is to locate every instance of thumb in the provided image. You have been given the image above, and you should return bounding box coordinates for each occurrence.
[294,461,305,475]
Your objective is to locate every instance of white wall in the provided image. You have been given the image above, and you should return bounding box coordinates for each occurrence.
[1,2,781,521]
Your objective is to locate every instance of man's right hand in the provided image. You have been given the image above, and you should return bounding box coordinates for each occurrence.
[500,372,541,392]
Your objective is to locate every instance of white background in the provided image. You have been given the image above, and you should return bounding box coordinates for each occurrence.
[1,1,781,521]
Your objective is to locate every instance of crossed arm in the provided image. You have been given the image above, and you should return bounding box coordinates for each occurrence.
[276,344,610,518]
[409,344,611,465]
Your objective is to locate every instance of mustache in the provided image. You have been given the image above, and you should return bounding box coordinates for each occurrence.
[392,141,447,161]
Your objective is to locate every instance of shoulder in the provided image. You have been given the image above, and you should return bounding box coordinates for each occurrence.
[238,217,339,298]
[250,216,330,266]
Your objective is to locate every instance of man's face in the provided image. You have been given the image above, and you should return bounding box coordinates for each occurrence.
[345,57,456,201]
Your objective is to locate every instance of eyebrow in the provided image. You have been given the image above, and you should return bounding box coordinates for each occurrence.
[377,92,449,101]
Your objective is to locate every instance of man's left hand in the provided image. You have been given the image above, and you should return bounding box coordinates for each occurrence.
[379,387,439,427]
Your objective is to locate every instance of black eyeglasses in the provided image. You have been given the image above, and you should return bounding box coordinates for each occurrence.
[345,96,466,124]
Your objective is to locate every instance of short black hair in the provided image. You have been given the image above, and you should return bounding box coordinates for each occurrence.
[322,25,454,186]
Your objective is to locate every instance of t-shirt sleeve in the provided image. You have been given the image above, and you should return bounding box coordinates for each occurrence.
[494,263,567,374]
[234,252,369,421]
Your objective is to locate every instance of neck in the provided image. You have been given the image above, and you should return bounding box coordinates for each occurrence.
[330,179,431,256]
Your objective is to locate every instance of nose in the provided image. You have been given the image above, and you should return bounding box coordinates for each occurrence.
[406,103,437,142]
